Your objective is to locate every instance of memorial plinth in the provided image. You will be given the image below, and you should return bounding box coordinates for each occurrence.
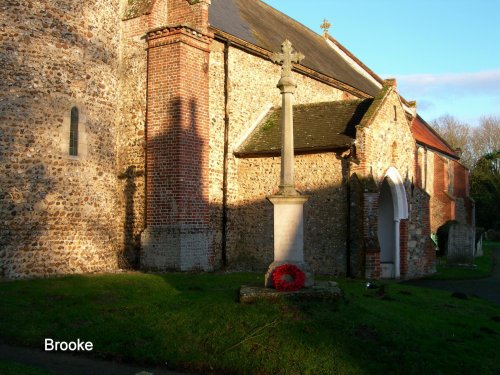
[265,194,313,287]
[268,195,308,262]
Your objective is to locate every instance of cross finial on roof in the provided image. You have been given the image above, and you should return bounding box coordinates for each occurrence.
[320,18,331,38]
[271,40,304,79]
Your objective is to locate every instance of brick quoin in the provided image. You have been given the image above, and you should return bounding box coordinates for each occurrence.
[168,0,210,33]
[363,192,381,279]
[399,219,409,277]
[431,153,453,231]
[421,195,435,273]
[122,0,169,39]
[415,148,422,189]
[453,160,466,199]
[365,252,381,279]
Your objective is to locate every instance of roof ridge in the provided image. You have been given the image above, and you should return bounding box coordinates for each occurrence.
[326,34,384,86]
[265,99,371,111]
[293,99,368,108]
[210,0,381,96]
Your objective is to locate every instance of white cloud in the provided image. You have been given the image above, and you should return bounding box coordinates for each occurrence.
[416,100,435,111]
[380,69,500,126]
[392,69,500,97]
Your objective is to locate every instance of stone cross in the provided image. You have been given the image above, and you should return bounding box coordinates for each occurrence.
[271,40,304,80]
[270,40,304,195]
[320,18,331,38]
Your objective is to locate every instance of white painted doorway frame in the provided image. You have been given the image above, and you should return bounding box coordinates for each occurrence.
[382,167,409,278]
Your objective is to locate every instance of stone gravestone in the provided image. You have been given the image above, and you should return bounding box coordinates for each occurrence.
[475,231,484,257]
[446,222,475,266]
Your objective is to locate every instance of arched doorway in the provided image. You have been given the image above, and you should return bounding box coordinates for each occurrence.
[377,167,408,278]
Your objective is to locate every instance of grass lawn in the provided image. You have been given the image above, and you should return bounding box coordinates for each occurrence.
[0,272,499,375]
[428,241,498,280]
[0,360,55,375]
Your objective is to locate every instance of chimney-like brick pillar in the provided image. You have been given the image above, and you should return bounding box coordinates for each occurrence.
[168,0,211,33]
[141,19,214,271]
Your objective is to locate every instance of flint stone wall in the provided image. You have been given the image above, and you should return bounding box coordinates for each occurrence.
[115,16,149,268]
[356,89,416,185]
[227,155,347,275]
[1,1,457,280]
[406,187,436,278]
[0,0,122,278]
[208,41,351,274]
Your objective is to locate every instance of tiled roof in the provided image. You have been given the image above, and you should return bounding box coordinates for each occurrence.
[209,0,380,96]
[411,115,458,159]
[234,100,372,157]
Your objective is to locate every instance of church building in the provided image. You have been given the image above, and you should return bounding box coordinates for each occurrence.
[0,0,474,279]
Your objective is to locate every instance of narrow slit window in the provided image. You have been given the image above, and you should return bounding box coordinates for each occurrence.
[69,106,79,156]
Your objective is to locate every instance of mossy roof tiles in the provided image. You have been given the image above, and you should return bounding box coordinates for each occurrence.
[235,99,373,157]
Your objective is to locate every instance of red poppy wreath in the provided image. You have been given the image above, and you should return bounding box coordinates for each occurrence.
[272,264,305,292]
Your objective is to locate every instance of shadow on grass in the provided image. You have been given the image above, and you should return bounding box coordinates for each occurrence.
[1,273,499,375]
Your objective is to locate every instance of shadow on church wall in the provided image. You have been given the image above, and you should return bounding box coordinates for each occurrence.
[127,87,353,274]
[223,179,348,275]
[124,108,435,278]
[0,1,437,279]
[144,96,208,228]
[118,166,144,267]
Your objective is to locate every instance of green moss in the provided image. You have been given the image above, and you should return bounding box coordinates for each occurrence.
[262,119,275,131]
[123,0,154,20]
[358,85,391,128]
[261,111,279,131]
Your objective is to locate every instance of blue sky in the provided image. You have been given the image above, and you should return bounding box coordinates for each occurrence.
[262,0,500,126]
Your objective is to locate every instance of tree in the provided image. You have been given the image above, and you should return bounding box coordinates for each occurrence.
[431,115,500,169]
[431,115,473,168]
[471,151,500,230]
[431,115,500,230]
[471,116,500,162]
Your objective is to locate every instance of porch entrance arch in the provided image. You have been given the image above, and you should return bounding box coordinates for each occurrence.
[377,167,408,278]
